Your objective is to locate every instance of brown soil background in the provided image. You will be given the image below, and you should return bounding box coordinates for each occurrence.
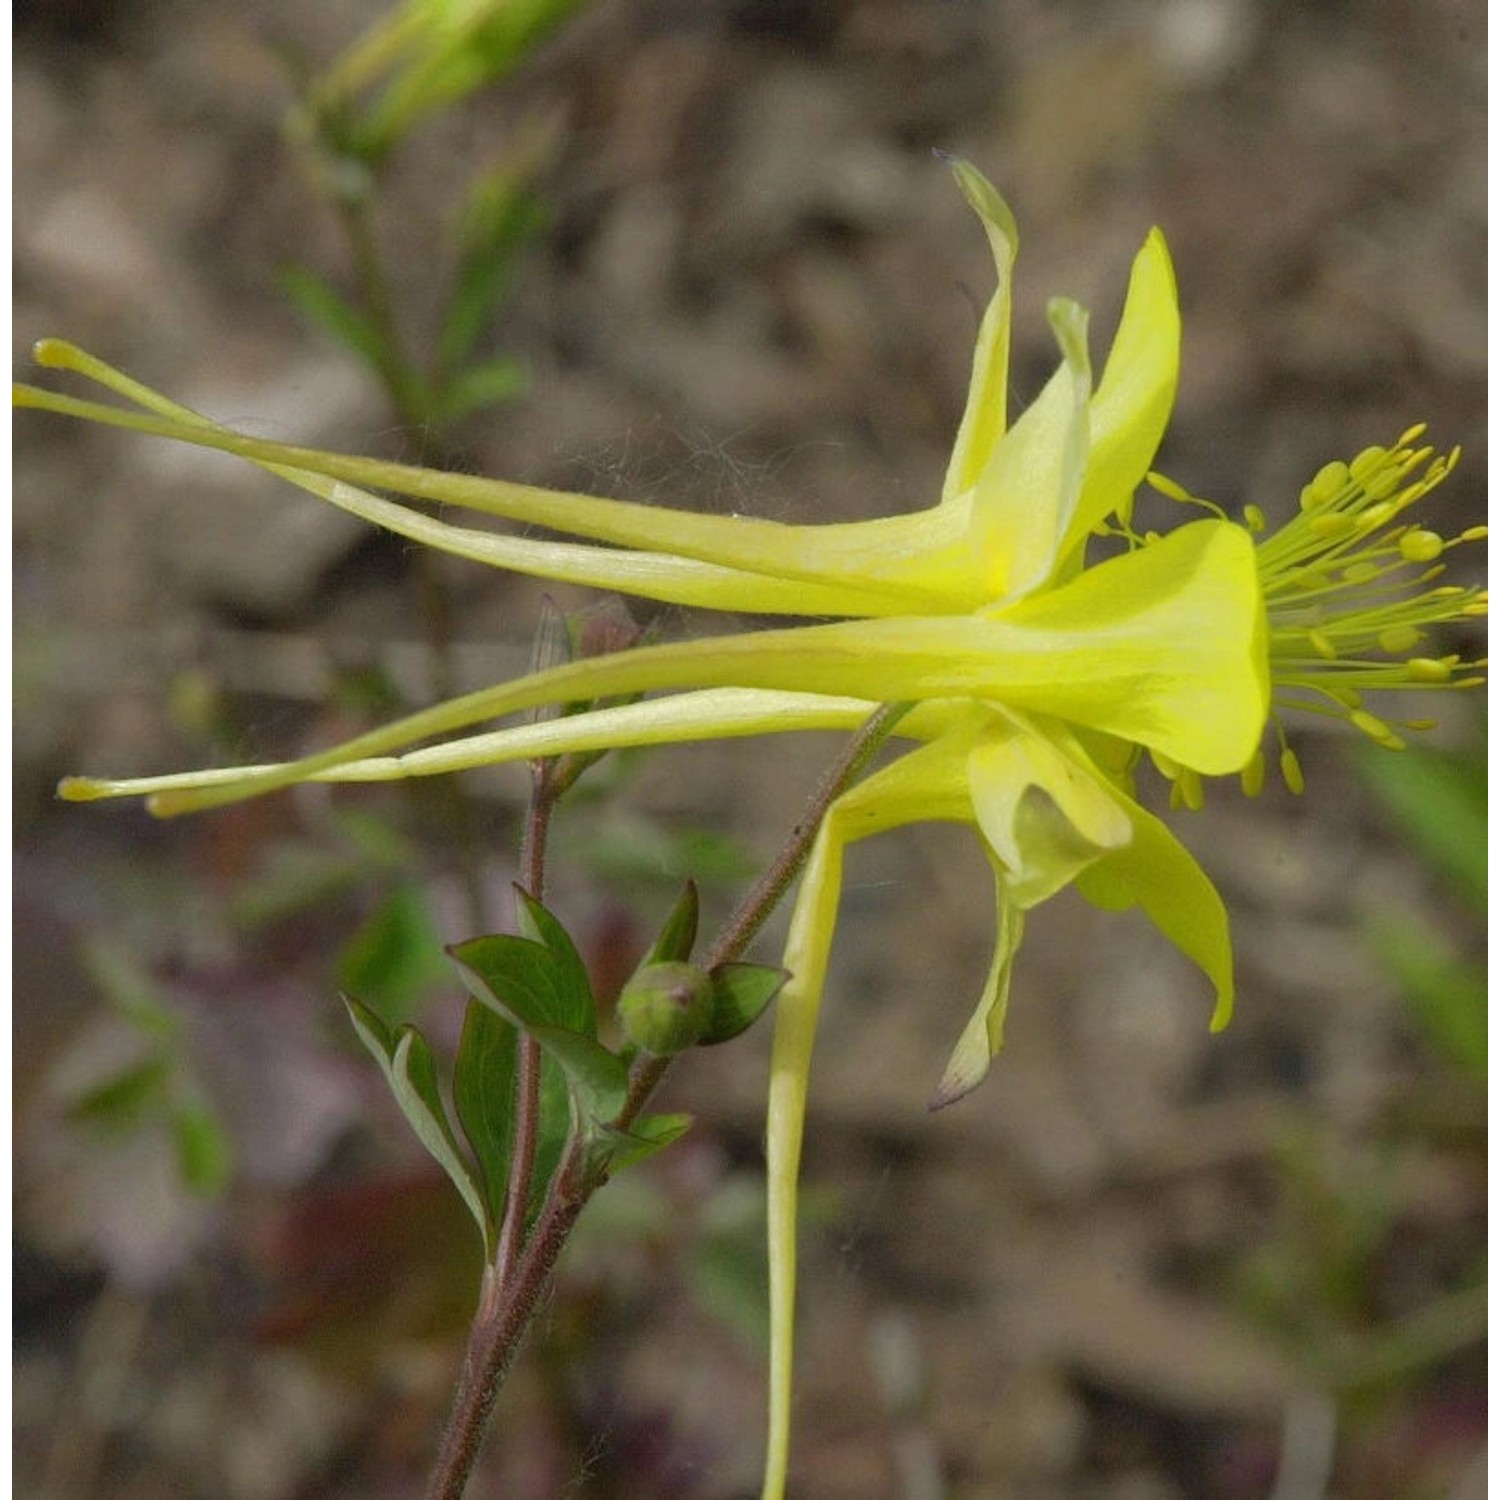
[13,3,1486,1498]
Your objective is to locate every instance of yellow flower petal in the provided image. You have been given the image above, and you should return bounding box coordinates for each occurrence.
[1075,788,1235,1029]
[85,514,1258,815]
[16,353,961,617]
[59,688,899,804]
[928,867,1024,1110]
[1063,226,1181,558]
[763,730,976,1499]
[993,518,1267,773]
[941,159,1019,501]
[966,715,1133,907]
[966,296,1092,603]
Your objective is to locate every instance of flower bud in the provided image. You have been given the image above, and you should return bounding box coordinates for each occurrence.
[618,962,713,1054]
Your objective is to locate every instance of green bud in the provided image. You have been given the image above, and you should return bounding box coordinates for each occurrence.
[618,962,713,1055]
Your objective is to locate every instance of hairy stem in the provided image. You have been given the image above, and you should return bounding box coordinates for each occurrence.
[424,1143,589,1500]
[492,769,554,1284]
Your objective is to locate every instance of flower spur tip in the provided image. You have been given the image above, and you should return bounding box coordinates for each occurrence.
[32,337,81,367]
[56,776,105,802]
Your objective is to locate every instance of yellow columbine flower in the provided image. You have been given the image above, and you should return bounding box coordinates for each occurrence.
[16,160,1481,1500]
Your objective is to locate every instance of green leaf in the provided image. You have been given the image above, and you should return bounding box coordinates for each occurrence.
[452,1000,518,1232]
[432,358,528,426]
[600,1112,694,1173]
[278,264,388,372]
[698,963,789,1046]
[512,890,596,1034]
[82,940,179,1041]
[530,1026,629,1122]
[643,881,700,967]
[353,0,588,155]
[527,1051,575,1219]
[1356,739,1487,913]
[449,932,591,1035]
[448,933,627,1128]
[439,171,543,371]
[344,996,491,1250]
[170,1102,233,1196]
[336,883,452,1027]
[1369,916,1486,1083]
[67,1056,171,1129]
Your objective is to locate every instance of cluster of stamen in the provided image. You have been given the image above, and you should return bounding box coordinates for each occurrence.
[1144,426,1485,797]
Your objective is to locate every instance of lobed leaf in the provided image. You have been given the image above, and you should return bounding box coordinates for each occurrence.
[513,889,596,1031]
[449,927,627,1132]
[452,999,519,1232]
[344,995,491,1251]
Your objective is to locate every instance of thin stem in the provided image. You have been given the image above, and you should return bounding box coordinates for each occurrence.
[492,768,555,1284]
[424,1142,590,1500]
[424,701,913,1499]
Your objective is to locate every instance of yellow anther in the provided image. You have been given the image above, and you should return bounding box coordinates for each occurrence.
[1378,624,1421,653]
[1242,504,1266,534]
[1240,748,1266,798]
[1460,526,1488,543]
[1149,747,1182,780]
[1310,512,1357,539]
[1350,446,1390,483]
[1301,460,1349,510]
[1146,471,1193,504]
[1406,657,1453,683]
[1261,428,1482,739]
[1279,745,1305,795]
[1350,709,1404,748]
[1399,530,1444,563]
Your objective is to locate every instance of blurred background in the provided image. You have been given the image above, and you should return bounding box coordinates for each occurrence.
[13,2,1486,1497]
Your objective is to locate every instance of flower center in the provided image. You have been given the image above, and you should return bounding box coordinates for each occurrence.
[1146,427,1485,796]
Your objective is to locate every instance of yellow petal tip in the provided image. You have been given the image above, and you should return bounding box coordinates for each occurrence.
[926,1071,981,1113]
